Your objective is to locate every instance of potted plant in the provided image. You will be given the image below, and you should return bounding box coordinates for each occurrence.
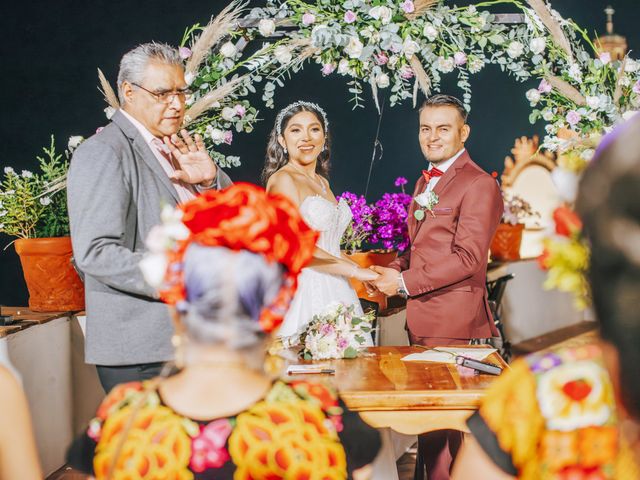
[338,178,412,308]
[0,136,85,312]
[490,192,539,261]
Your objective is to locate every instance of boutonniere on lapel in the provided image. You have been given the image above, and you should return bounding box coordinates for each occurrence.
[413,191,439,221]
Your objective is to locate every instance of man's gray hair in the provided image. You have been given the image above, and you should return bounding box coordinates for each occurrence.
[117,42,183,104]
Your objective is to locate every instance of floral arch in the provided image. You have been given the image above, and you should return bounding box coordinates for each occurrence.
[98,0,640,305]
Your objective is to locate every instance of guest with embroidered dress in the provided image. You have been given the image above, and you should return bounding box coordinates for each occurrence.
[451,116,640,479]
[66,183,381,479]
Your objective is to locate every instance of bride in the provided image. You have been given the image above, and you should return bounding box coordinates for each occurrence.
[263,101,378,343]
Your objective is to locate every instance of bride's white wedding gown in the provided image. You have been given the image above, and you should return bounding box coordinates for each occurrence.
[277,195,373,345]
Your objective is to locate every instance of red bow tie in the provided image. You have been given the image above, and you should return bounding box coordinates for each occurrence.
[422,167,444,183]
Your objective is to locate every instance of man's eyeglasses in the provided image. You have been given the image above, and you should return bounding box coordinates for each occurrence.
[131,83,192,104]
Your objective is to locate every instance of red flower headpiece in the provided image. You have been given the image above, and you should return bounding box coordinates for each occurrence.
[159,183,318,333]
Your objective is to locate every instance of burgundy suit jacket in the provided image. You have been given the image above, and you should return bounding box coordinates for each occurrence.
[389,151,503,339]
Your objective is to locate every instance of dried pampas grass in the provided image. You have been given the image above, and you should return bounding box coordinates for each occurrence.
[185,0,246,76]
[546,76,586,106]
[183,74,248,125]
[97,68,120,109]
[410,55,431,106]
[527,0,573,62]
[405,0,438,20]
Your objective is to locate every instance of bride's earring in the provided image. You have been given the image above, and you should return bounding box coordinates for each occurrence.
[283,146,288,155]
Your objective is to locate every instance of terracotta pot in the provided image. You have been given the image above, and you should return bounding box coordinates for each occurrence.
[490,223,524,261]
[14,237,85,312]
[344,250,397,310]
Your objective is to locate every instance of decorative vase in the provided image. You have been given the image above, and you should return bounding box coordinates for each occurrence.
[14,237,85,312]
[490,223,524,261]
[344,250,397,311]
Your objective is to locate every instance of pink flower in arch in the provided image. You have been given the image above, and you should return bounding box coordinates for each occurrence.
[302,12,316,25]
[566,110,581,126]
[375,52,389,65]
[538,79,552,94]
[454,52,467,66]
[178,47,192,59]
[633,79,640,95]
[344,10,357,23]
[234,104,246,117]
[322,63,336,75]
[223,130,233,145]
[401,0,415,13]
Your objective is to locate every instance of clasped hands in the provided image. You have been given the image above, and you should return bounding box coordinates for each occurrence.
[364,266,401,297]
[163,129,217,187]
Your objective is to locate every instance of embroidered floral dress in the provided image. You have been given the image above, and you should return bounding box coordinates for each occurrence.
[67,379,380,479]
[467,344,640,479]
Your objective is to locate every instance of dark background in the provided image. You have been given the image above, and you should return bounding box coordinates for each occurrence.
[1,0,638,306]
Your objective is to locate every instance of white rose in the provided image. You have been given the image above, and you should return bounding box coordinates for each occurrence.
[274,45,293,64]
[258,18,276,37]
[423,24,438,41]
[402,36,420,59]
[221,106,237,121]
[21,170,33,178]
[507,41,525,58]
[104,106,115,119]
[586,96,600,110]
[184,71,195,85]
[67,135,84,152]
[526,88,541,104]
[388,55,399,69]
[207,126,226,144]
[337,58,350,74]
[468,57,485,73]
[436,56,454,73]
[344,36,364,59]
[542,110,555,121]
[4,167,15,175]
[220,41,237,58]
[414,192,430,207]
[39,196,52,206]
[568,64,582,82]
[139,253,168,289]
[369,5,392,24]
[530,37,546,55]
[375,73,390,88]
[625,58,639,72]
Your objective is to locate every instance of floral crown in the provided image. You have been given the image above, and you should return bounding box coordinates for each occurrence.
[275,101,329,137]
[140,183,318,333]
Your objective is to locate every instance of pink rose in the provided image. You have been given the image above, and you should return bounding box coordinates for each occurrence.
[453,52,467,66]
[179,47,192,60]
[633,80,640,95]
[95,126,104,134]
[400,65,414,79]
[321,63,336,75]
[566,110,581,126]
[538,78,552,94]
[223,130,233,145]
[401,0,415,13]
[302,12,316,26]
[375,52,389,65]
[344,10,357,23]
[190,419,233,472]
[599,52,611,65]
[234,104,246,117]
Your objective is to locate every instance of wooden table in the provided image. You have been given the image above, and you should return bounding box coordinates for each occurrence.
[300,346,508,435]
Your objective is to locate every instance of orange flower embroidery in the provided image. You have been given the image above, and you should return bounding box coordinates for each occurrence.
[579,427,618,468]
[540,431,579,471]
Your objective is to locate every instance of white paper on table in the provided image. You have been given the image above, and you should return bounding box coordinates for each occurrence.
[401,347,497,363]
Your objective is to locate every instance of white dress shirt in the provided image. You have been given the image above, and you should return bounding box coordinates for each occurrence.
[400,148,466,295]
[120,109,196,204]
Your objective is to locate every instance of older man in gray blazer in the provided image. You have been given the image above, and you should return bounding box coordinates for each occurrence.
[67,43,232,393]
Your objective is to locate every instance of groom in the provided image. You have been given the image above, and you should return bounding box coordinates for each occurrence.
[371,94,502,479]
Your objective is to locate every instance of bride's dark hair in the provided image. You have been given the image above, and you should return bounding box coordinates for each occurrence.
[261,102,332,185]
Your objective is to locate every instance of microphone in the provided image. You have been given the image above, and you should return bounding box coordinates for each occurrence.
[455,355,503,376]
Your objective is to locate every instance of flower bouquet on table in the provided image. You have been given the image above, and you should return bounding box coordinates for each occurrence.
[299,302,374,360]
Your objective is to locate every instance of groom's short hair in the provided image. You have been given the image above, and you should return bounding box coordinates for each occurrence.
[420,95,468,123]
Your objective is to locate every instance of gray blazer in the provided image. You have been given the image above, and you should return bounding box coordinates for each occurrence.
[67,111,232,365]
